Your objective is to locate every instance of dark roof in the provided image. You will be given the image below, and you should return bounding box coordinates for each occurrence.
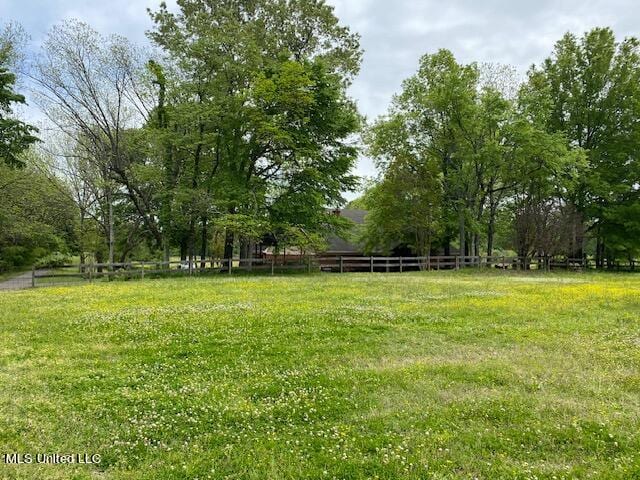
[338,209,367,225]
[325,209,368,253]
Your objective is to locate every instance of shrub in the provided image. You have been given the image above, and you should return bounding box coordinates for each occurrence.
[35,252,73,268]
[0,246,31,269]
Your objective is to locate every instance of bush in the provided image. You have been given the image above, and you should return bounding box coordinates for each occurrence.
[0,246,31,269]
[35,252,73,269]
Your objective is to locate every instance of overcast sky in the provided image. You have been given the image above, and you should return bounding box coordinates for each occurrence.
[3,0,639,189]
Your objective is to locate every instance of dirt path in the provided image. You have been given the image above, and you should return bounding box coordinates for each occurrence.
[0,270,44,291]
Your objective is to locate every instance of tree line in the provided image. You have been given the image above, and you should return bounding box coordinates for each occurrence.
[1,23,75,270]
[2,1,360,269]
[0,2,638,271]
[359,29,640,267]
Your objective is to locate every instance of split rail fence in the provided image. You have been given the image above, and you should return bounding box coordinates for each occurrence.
[27,255,638,288]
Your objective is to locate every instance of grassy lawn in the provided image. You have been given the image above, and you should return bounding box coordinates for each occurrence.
[1,271,639,479]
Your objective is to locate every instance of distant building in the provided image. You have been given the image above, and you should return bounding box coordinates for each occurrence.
[255,209,370,267]
[261,246,306,262]
[324,208,368,257]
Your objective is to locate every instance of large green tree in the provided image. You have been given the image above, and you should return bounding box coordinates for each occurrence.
[366,50,518,257]
[365,48,586,262]
[33,20,156,265]
[523,27,640,265]
[0,152,78,270]
[0,24,37,168]
[147,0,362,262]
[363,114,442,256]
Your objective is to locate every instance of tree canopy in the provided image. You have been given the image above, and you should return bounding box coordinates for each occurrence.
[143,0,362,262]
[0,25,38,168]
[1,10,639,269]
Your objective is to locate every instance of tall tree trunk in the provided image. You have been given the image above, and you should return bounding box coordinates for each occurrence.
[224,230,234,260]
[458,210,465,259]
[596,231,604,269]
[487,202,497,257]
[200,216,208,268]
[155,63,172,266]
[239,237,250,260]
[474,199,485,257]
[247,238,255,271]
[79,212,86,272]
[163,235,170,263]
[180,237,187,262]
[188,217,196,270]
[107,188,115,269]
[444,237,451,256]
[96,250,104,273]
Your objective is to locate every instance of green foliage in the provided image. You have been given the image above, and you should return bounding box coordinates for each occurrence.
[0,154,78,270]
[524,27,640,262]
[34,251,73,268]
[214,214,272,243]
[16,13,640,268]
[502,118,587,257]
[0,25,38,168]
[143,0,362,260]
[363,113,443,255]
[365,50,527,256]
[364,35,637,261]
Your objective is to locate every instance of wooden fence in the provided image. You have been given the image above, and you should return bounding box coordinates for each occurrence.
[317,255,593,272]
[32,258,311,287]
[30,255,638,288]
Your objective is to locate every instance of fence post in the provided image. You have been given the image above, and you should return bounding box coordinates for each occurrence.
[307,255,312,274]
[229,258,233,274]
[339,256,343,274]
[370,256,374,273]
[399,256,403,273]
[248,256,253,272]
[140,264,144,281]
[31,266,35,288]
[271,256,275,276]
[455,256,460,270]
[436,257,440,271]
[427,255,431,271]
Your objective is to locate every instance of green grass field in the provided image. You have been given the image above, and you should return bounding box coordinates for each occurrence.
[1,271,639,479]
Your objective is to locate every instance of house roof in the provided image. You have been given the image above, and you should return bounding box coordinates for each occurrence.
[326,209,368,253]
[338,209,367,224]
